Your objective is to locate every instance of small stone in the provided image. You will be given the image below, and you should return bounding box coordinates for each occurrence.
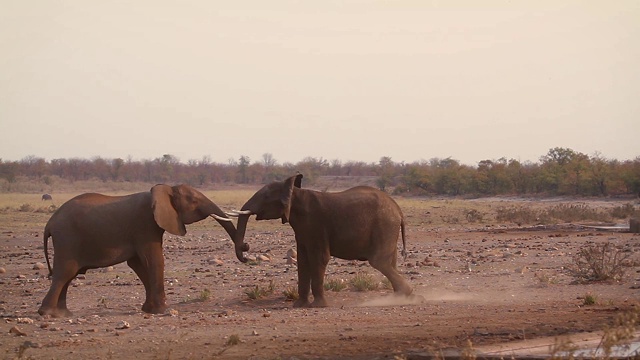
[102,266,114,273]
[252,330,259,336]
[286,257,297,265]
[20,340,40,349]
[33,262,46,270]
[9,326,27,336]
[0,267,6,274]
[115,321,130,330]
[286,248,297,259]
[168,309,179,317]
[17,318,34,324]
[257,254,271,262]
[208,258,224,266]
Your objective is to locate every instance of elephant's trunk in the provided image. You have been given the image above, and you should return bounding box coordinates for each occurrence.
[233,213,251,263]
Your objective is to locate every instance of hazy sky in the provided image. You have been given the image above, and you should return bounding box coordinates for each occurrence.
[1,1,638,166]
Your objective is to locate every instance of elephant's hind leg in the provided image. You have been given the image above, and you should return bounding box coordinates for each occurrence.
[369,255,412,296]
[38,263,78,318]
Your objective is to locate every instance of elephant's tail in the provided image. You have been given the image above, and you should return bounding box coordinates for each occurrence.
[400,218,407,261]
[43,224,53,277]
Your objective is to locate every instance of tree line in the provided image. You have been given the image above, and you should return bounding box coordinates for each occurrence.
[1,148,639,197]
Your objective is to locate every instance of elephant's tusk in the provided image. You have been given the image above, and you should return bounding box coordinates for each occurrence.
[226,210,253,217]
[209,214,233,222]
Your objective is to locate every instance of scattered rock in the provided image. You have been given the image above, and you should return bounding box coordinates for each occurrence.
[286,248,297,259]
[17,318,34,324]
[9,326,27,336]
[33,262,45,270]
[0,267,6,274]
[168,309,179,317]
[115,321,130,330]
[20,340,40,349]
[257,254,271,262]
[208,257,224,266]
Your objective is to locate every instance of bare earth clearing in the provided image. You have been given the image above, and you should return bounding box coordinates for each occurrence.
[1,193,639,359]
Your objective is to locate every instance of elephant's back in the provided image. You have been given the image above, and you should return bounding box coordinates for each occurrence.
[47,192,150,231]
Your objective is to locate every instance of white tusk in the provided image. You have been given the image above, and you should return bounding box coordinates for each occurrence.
[209,214,233,222]
[226,210,253,217]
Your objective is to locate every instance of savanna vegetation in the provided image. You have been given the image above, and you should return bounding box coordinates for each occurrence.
[1,147,639,197]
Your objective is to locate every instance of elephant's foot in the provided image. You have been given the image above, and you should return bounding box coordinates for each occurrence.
[310,297,329,308]
[293,298,311,308]
[142,302,167,314]
[38,306,73,318]
[405,293,426,303]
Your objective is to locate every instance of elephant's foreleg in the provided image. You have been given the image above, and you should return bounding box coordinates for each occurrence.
[135,245,167,314]
[293,245,312,308]
[127,257,152,312]
[309,249,330,308]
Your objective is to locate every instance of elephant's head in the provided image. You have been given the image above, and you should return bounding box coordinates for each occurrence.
[150,184,237,243]
[230,174,303,262]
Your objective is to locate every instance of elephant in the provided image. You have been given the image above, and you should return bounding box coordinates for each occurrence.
[42,194,52,201]
[228,174,413,308]
[38,184,248,318]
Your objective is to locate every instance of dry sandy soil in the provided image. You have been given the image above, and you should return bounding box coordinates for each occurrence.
[1,196,639,359]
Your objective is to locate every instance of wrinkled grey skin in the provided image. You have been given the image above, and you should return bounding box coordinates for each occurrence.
[38,184,239,318]
[233,174,412,307]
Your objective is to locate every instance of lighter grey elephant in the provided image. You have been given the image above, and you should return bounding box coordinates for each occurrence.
[228,174,413,308]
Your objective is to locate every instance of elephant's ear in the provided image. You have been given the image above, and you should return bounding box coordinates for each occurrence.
[281,174,302,224]
[151,184,187,236]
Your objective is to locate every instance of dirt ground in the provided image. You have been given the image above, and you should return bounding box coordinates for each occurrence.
[1,198,639,359]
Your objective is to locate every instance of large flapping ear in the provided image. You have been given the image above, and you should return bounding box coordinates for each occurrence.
[281,174,302,224]
[151,184,187,236]
[294,173,303,188]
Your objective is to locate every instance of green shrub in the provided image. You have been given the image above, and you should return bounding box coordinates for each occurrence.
[583,293,597,306]
[350,273,379,292]
[245,280,275,300]
[324,277,347,292]
[282,286,298,301]
[18,203,34,212]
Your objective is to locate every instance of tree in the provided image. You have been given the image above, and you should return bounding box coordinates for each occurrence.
[237,155,250,184]
[376,156,395,191]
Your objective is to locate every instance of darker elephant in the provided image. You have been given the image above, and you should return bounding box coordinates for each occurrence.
[229,174,412,307]
[38,184,248,318]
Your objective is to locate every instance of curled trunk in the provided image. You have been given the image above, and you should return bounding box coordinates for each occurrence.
[232,214,251,262]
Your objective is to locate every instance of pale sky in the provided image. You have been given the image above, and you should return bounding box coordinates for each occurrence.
[1,1,638,166]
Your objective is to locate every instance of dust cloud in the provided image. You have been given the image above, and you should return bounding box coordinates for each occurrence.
[359,290,472,307]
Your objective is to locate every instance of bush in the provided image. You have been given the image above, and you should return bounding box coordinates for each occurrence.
[610,203,638,219]
[496,206,539,225]
[282,286,298,301]
[324,277,347,292]
[350,273,379,292]
[547,204,609,223]
[245,280,275,300]
[570,242,633,283]
[18,203,34,212]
